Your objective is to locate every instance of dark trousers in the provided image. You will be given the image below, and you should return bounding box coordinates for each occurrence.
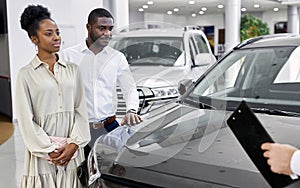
[84,120,119,158]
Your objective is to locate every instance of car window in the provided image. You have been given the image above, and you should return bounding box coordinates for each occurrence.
[188,46,300,110]
[109,37,184,66]
[193,33,210,54]
[274,46,300,83]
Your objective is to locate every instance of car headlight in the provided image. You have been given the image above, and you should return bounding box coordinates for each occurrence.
[152,86,179,99]
[138,87,154,98]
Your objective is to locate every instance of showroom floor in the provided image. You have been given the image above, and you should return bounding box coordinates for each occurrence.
[0,123,24,188]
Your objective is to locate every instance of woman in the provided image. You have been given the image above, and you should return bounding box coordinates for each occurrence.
[17,5,90,187]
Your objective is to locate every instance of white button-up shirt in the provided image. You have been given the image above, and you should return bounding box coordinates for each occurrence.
[60,42,139,122]
[291,150,300,176]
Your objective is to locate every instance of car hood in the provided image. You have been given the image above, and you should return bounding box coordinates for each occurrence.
[130,66,189,88]
[92,102,300,187]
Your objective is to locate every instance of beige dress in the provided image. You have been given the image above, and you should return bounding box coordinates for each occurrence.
[16,55,90,188]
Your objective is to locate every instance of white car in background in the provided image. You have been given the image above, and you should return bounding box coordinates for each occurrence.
[109,26,216,115]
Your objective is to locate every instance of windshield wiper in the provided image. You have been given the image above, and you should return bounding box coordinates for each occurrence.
[251,108,300,117]
[181,97,216,110]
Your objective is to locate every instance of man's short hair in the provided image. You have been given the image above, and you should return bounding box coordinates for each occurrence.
[88,8,114,24]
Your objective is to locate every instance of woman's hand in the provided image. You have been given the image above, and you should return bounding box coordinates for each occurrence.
[49,143,78,166]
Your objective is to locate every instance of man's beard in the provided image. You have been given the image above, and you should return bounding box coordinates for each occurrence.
[90,32,111,48]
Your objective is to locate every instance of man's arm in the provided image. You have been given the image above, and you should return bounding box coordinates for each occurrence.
[117,53,142,126]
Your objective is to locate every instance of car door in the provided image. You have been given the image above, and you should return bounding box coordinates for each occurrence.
[183,30,216,81]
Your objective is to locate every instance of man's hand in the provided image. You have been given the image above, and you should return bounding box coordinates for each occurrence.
[261,143,297,175]
[120,112,142,126]
[49,143,78,166]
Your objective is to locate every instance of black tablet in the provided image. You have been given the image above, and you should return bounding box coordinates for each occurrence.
[227,100,298,188]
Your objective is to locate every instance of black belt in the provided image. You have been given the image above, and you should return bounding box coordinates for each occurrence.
[90,115,116,129]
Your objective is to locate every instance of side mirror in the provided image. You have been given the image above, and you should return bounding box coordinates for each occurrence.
[194,53,216,67]
[178,79,193,95]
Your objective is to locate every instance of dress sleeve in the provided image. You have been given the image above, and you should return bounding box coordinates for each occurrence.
[67,66,91,147]
[117,54,139,112]
[16,70,57,158]
[290,150,300,175]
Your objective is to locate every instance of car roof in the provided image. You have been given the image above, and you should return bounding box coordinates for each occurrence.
[112,27,204,38]
[238,34,300,49]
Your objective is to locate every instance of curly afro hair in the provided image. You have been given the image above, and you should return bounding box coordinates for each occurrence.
[20,5,52,37]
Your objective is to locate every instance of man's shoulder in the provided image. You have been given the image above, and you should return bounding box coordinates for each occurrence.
[106,46,126,59]
[106,46,124,57]
[60,43,86,63]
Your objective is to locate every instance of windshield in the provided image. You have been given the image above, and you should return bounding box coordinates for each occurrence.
[109,37,184,66]
[186,46,300,112]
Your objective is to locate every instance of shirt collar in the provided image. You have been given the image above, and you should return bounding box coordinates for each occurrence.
[81,39,109,55]
[80,40,90,52]
[32,54,66,69]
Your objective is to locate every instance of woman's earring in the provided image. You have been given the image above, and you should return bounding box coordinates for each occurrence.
[35,45,38,51]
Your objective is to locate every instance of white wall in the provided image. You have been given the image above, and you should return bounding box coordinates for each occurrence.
[144,12,187,28]
[263,9,287,34]
[7,0,104,119]
[129,8,145,26]
[142,10,288,54]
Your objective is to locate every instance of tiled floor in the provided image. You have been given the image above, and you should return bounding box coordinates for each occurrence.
[0,123,24,188]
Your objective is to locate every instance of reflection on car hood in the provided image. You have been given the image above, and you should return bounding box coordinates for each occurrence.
[130,66,188,88]
[95,103,300,188]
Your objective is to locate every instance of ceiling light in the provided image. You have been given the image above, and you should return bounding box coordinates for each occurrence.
[139,8,144,12]
[217,4,224,9]
[199,10,204,14]
[189,1,195,5]
[192,13,197,17]
[281,0,300,4]
[201,7,207,11]
[142,5,149,9]
[173,8,179,12]
[167,11,173,15]
[241,7,247,12]
[273,7,279,11]
[253,4,260,8]
[147,1,154,5]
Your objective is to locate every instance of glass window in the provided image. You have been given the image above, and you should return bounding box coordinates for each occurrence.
[193,34,210,54]
[109,37,183,66]
[188,46,300,108]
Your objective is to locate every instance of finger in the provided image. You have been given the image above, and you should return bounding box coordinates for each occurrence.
[127,114,132,125]
[61,160,69,166]
[54,159,67,166]
[120,117,126,126]
[130,114,137,125]
[263,151,270,158]
[261,143,272,150]
[138,116,143,123]
[266,159,272,167]
[134,115,141,124]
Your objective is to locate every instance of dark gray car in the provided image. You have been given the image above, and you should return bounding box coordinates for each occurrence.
[86,34,300,188]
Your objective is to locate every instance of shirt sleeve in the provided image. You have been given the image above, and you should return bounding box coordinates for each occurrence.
[16,70,57,158]
[117,54,139,112]
[67,65,91,147]
[290,150,300,175]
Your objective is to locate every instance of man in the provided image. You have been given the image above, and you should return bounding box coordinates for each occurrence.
[60,8,142,157]
[261,143,300,176]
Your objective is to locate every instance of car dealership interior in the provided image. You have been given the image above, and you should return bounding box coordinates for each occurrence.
[0,0,300,188]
